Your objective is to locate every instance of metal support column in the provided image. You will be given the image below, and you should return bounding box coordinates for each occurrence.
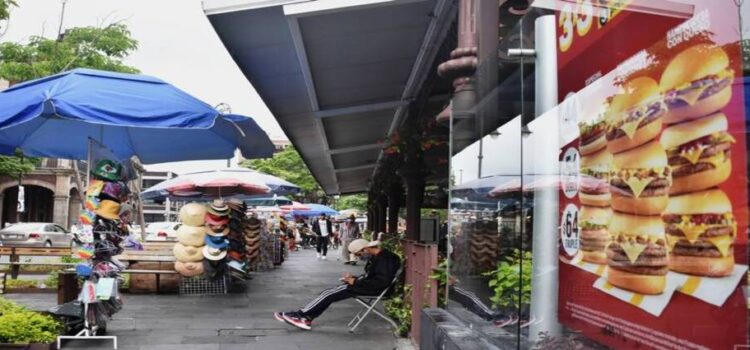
[529,14,562,341]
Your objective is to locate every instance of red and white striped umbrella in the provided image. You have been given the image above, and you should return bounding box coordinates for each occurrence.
[142,169,271,199]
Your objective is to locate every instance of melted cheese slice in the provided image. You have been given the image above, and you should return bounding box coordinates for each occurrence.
[624,177,654,198]
[666,233,734,257]
[620,241,648,263]
[706,235,733,257]
[666,234,680,252]
[679,144,708,165]
[672,152,728,174]
[674,85,711,106]
[618,113,648,140]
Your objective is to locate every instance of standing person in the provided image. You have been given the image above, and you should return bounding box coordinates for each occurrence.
[312,214,332,260]
[274,239,401,330]
[339,215,361,265]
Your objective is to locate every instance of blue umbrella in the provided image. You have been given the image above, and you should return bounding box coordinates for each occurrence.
[0,68,274,163]
[302,203,338,218]
[140,168,299,200]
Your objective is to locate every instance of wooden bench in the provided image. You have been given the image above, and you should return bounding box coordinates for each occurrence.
[0,246,73,279]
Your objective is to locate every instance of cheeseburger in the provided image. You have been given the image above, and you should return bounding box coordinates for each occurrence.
[660,112,733,195]
[579,148,612,207]
[606,213,667,295]
[606,77,667,154]
[660,44,733,125]
[579,118,607,156]
[579,206,612,264]
[610,141,672,215]
[662,189,736,277]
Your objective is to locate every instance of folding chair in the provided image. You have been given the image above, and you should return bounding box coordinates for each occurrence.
[347,266,403,333]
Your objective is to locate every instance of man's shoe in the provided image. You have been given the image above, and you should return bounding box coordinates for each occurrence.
[322,255,327,260]
[350,261,356,266]
[274,312,286,323]
[316,253,321,259]
[282,312,312,330]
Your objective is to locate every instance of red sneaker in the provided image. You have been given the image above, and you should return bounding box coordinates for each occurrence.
[282,312,312,330]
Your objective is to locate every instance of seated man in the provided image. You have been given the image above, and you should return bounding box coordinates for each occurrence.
[274,239,401,330]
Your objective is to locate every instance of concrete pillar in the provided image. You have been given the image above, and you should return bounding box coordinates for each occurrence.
[53,195,70,227]
[53,175,71,227]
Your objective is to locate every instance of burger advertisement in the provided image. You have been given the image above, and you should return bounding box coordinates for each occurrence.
[556,1,747,349]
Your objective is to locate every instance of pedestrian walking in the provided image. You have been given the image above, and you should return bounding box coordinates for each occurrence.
[274,239,401,330]
[339,214,361,265]
[312,214,333,260]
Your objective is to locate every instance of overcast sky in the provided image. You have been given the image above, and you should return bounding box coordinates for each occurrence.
[3,0,285,174]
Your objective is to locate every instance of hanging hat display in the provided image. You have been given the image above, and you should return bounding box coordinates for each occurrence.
[176,225,206,246]
[203,246,227,261]
[173,243,204,262]
[174,261,204,277]
[100,181,128,202]
[205,212,230,226]
[205,223,229,237]
[92,159,123,181]
[94,200,121,221]
[204,235,229,249]
[179,203,207,227]
[207,199,230,217]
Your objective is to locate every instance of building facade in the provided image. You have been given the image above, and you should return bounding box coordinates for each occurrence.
[0,158,83,229]
[141,171,179,223]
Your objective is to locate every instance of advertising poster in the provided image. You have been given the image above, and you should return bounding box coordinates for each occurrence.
[556,1,748,349]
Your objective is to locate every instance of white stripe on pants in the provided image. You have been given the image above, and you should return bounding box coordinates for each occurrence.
[301,285,348,313]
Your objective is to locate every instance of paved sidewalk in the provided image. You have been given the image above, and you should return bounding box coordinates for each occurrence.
[8,248,406,350]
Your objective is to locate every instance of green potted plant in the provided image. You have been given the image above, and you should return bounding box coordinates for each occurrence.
[482,249,532,314]
[0,297,62,349]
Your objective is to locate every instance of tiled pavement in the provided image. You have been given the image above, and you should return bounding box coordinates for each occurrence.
[8,248,409,350]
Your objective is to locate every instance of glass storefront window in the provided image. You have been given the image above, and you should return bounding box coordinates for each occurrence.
[447,1,749,348]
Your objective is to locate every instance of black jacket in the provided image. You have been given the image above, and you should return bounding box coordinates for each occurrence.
[312,219,333,237]
[348,249,401,295]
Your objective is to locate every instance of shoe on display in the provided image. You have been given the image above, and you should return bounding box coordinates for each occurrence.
[282,312,312,331]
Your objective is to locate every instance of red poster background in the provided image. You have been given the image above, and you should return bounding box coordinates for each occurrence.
[556,1,748,349]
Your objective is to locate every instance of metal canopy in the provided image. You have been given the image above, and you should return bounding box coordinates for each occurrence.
[205,0,453,194]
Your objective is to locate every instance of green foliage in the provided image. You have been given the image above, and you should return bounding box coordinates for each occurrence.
[336,194,367,212]
[0,0,16,23]
[0,150,39,179]
[384,284,412,337]
[60,256,82,264]
[380,235,404,260]
[0,23,138,83]
[241,146,324,202]
[5,279,38,289]
[482,249,532,309]
[429,258,448,307]
[0,297,62,344]
[362,230,373,241]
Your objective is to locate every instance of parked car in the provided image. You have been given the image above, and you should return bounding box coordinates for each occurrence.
[0,223,76,248]
[145,221,181,241]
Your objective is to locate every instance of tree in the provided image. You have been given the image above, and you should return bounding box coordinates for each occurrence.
[336,194,367,211]
[241,147,325,203]
[0,1,138,178]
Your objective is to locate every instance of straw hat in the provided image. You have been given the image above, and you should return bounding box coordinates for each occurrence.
[205,212,230,226]
[173,243,204,262]
[204,235,228,249]
[95,200,121,221]
[348,239,379,254]
[203,245,227,261]
[176,225,206,246]
[206,223,229,237]
[207,199,230,217]
[179,203,207,226]
[174,261,204,277]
